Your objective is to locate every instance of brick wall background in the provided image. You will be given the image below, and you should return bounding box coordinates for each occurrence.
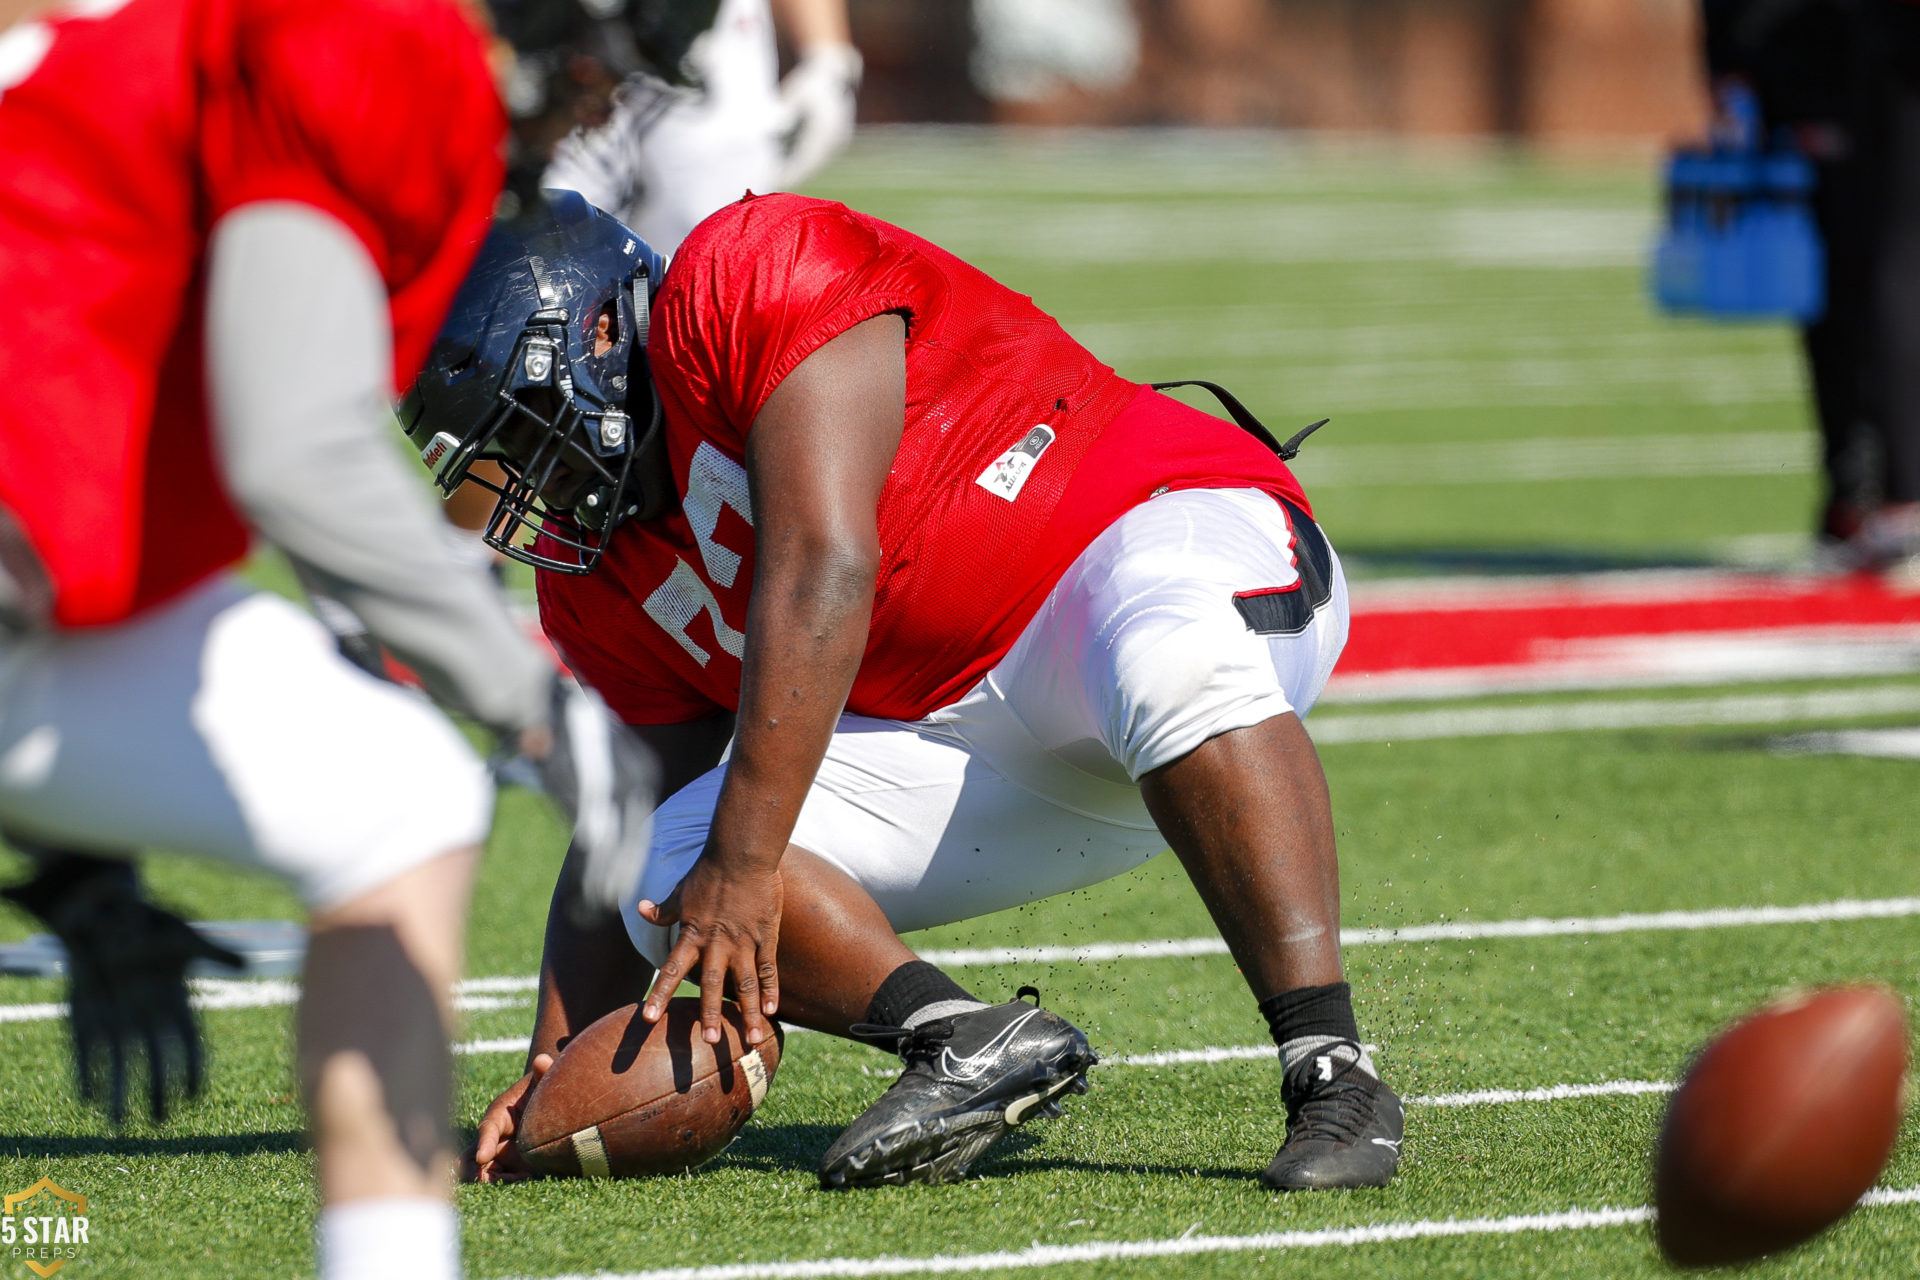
[847,0,1710,144]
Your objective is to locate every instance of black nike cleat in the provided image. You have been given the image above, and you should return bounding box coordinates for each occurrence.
[1261,1039,1404,1190]
[818,986,1096,1189]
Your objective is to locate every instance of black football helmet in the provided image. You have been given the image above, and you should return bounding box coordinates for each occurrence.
[401,190,670,574]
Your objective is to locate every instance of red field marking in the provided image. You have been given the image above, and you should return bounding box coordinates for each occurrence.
[1341,572,1920,675]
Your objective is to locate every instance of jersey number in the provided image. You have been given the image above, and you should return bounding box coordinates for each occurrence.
[643,442,753,666]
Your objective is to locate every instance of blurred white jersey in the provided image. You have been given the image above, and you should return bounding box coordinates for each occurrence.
[544,0,783,251]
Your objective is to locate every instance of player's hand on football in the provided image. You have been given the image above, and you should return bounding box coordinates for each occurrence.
[0,849,243,1125]
[510,675,661,925]
[462,1053,554,1184]
[636,859,782,1049]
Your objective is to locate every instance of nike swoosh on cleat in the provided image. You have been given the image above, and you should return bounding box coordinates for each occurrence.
[1370,1138,1402,1151]
[937,1009,1044,1081]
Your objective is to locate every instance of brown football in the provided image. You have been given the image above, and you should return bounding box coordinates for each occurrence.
[517,998,783,1178]
[1654,984,1909,1268]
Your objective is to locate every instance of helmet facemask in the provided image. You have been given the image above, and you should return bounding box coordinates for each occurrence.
[403,190,673,574]
[411,293,658,575]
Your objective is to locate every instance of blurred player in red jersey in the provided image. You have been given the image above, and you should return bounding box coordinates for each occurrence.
[418,190,1401,1193]
[0,3,662,1277]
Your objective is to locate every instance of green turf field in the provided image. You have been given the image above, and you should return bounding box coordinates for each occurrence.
[4,129,1916,1279]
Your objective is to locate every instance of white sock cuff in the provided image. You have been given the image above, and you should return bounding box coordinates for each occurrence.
[1279,1035,1378,1081]
[317,1197,459,1280]
[903,998,991,1029]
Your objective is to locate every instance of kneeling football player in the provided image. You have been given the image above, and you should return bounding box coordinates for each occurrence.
[420,190,1401,1192]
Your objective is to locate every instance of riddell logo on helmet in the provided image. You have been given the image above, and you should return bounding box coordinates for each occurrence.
[2,1179,90,1277]
[421,432,465,483]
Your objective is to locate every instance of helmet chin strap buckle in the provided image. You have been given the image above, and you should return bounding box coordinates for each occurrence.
[599,412,628,448]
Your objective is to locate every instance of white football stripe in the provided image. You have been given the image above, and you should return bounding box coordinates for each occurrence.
[502,1190,1920,1280]
[570,1126,612,1179]
[744,1049,772,1108]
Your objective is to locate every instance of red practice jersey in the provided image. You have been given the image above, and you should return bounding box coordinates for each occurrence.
[541,194,1311,725]
[0,0,503,627]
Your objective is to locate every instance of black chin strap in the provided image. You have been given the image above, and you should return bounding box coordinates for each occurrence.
[1149,379,1329,461]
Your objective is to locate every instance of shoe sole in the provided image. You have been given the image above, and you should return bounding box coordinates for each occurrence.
[1260,1156,1399,1191]
[823,1051,1096,1188]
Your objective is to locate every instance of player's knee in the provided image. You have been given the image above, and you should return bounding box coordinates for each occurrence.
[1104,620,1287,780]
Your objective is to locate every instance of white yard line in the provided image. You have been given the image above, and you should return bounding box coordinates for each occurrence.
[0,1001,62,1024]
[920,938,1230,967]
[1345,895,1920,943]
[9,895,1920,1031]
[507,1190,1920,1280]
[1307,683,1920,743]
[917,893,1920,966]
[1103,1045,1272,1068]
[1409,1080,1673,1107]
[446,1030,1672,1110]
[459,1037,541,1057]
[0,979,529,1026]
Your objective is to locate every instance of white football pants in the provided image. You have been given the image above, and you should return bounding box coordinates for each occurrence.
[625,487,1347,961]
[0,576,492,909]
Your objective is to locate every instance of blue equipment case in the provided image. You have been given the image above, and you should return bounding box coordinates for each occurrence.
[1652,91,1825,323]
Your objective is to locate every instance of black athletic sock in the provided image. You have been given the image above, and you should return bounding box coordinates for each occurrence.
[1260,982,1360,1048]
[864,960,984,1030]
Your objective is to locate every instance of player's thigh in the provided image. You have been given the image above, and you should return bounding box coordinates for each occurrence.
[990,486,1348,782]
[620,717,1166,964]
[0,577,491,910]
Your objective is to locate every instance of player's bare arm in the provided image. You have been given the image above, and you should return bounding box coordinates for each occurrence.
[636,312,907,1048]
[467,712,734,1184]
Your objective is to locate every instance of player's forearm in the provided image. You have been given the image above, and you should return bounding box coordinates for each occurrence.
[528,845,656,1064]
[708,549,874,870]
[204,201,550,736]
[524,712,734,1061]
